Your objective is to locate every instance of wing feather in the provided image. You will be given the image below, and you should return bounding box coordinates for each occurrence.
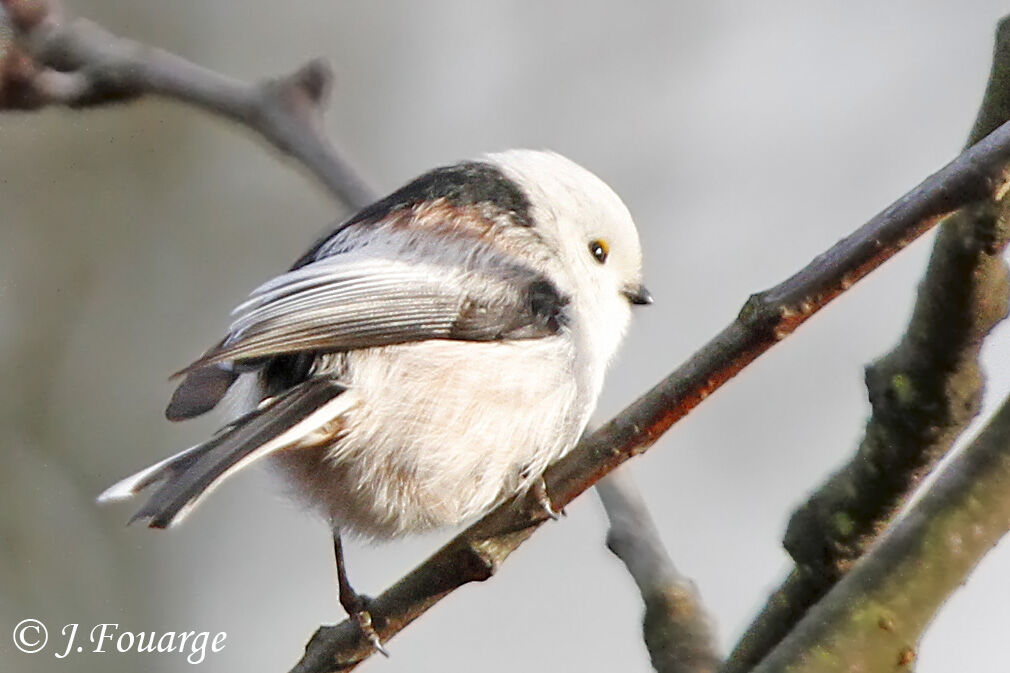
[168,214,568,419]
[179,250,566,374]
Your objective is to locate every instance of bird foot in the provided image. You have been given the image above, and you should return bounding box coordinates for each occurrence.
[531,477,565,520]
[346,594,389,657]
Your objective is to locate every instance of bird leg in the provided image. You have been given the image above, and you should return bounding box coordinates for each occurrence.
[333,533,389,657]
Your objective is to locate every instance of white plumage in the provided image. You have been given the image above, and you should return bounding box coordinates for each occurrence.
[272,336,582,538]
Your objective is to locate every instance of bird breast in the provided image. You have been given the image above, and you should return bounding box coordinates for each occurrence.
[269,335,588,539]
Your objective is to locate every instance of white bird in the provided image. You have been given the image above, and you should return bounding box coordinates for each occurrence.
[98,149,650,651]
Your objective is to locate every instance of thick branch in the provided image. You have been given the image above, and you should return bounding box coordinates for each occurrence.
[0,0,375,207]
[598,472,721,673]
[748,391,1010,673]
[724,18,1010,672]
[290,105,1010,672]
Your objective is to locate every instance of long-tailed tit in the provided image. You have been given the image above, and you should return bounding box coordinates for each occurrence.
[99,149,650,651]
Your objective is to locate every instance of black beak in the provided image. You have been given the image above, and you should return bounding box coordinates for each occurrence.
[623,284,653,306]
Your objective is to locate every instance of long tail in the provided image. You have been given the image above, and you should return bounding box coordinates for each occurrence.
[98,378,348,528]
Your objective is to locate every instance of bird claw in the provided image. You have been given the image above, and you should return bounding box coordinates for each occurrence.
[351,603,389,657]
[531,477,564,520]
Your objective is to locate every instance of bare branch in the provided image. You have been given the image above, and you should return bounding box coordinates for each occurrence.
[748,390,1010,673]
[598,471,720,673]
[0,0,376,207]
[724,17,1010,671]
[290,106,1010,671]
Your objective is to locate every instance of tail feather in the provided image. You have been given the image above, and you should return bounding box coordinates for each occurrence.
[99,378,348,529]
[98,443,207,504]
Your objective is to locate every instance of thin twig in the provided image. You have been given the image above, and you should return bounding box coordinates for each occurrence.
[290,108,1010,672]
[0,0,376,208]
[723,17,1010,671]
[748,390,1010,673]
[598,471,721,673]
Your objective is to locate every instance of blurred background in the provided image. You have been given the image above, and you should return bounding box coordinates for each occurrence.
[3,1,1010,671]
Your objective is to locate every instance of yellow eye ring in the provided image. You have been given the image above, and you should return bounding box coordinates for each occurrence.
[589,239,609,264]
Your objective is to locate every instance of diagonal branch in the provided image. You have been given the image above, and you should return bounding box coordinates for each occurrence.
[724,17,1010,671]
[290,109,1010,671]
[598,471,721,673]
[748,389,1010,673]
[0,0,376,208]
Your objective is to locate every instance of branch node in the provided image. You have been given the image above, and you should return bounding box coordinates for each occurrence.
[291,58,332,105]
[736,291,767,323]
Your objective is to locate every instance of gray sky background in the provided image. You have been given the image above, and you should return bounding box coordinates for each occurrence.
[3,2,1010,672]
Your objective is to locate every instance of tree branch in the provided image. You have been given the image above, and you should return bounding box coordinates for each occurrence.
[724,17,1010,671]
[0,0,376,208]
[290,104,1010,672]
[747,389,1010,673]
[598,471,721,673]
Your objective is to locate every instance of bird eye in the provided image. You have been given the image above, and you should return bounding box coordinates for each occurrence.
[589,239,609,264]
